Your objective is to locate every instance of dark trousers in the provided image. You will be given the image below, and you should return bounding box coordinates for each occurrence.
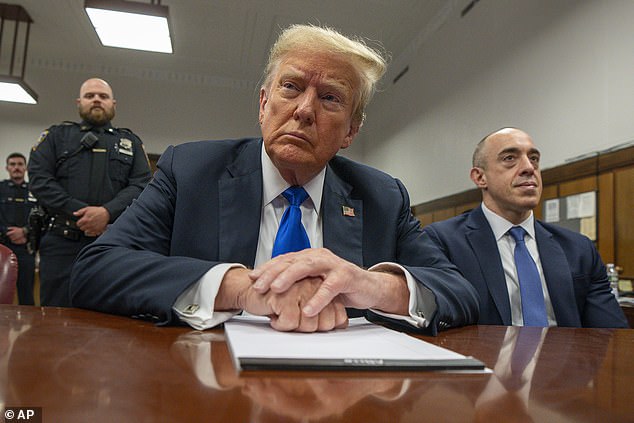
[39,232,94,307]
[2,243,35,305]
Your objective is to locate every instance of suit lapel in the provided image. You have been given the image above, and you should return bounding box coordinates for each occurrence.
[466,207,513,325]
[322,166,363,266]
[218,140,263,266]
[534,222,581,326]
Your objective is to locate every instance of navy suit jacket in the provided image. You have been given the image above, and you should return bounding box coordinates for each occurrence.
[420,205,628,328]
[70,138,480,333]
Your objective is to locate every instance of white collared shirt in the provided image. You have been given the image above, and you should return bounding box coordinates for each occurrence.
[480,203,557,326]
[174,145,432,330]
[255,145,324,265]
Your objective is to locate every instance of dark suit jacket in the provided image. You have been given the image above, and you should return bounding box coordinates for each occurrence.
[70,138,480,333]
[420,205,628,328]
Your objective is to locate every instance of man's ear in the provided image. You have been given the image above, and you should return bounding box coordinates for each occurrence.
[341,121,360,149]
[470,167,487,189]
[258,89,268,124]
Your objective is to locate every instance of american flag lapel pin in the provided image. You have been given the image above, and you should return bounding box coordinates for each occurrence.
[342,205,355,217]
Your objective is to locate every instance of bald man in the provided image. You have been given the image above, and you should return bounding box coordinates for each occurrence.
[28,78,152,306]
[419,127,627,328]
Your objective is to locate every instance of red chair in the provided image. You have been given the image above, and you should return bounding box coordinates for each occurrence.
[0,244,18,304]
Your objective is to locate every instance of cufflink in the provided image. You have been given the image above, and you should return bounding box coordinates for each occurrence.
[183,304,200,314]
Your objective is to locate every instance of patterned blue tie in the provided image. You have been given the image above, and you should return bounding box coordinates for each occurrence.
[272,186,310,257]
[509,226,548,327]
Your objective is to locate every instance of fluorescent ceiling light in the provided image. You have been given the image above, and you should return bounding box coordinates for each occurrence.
[0,3,38,105]
[0,77,38,104]
[84,0,173,53]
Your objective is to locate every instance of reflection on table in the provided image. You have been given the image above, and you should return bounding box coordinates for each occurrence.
[1,305,633,422]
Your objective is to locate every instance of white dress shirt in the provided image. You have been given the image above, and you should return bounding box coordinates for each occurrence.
[173,147,433,330]
[480,203,557,326]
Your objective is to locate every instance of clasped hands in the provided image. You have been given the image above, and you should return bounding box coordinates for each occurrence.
[220,248,409,333]
[73,206,110,237]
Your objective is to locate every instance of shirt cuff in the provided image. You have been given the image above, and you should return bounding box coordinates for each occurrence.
[368,262,436,329]
[173,263,246,330]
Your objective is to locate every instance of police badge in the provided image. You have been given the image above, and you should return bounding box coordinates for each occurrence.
[118,138,134,156]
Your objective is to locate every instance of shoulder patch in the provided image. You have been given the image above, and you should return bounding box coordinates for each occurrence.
[32,130,49,151]
[32,121,79,151]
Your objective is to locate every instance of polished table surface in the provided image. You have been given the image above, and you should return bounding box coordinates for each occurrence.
[1,305,633,423]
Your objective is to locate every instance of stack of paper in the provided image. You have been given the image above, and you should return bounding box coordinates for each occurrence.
[225,316,485,371]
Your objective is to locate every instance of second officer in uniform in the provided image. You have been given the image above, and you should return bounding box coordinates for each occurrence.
[28,77,152,307]
[0,153,37,304]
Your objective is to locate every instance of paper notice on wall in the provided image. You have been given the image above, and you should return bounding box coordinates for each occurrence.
[580,216,596,240]
[567,195,581,219]
[566,191,596,219]
[544,199,560,222]
[578,192,596,218]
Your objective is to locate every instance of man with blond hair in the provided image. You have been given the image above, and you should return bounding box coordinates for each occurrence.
[71,25,479,333]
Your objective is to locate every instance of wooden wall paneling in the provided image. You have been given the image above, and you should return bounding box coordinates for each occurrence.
[614,167,634,278]
[541,155,597,186]
[456,201,481,216]
[558,176,597,197]
[147,153,160,174]
[432,207,456,223]
[598,172,615,265]
[412,189,481,216]
[599,145,634,172]
[417,212,433,228]
[541,184,559,200]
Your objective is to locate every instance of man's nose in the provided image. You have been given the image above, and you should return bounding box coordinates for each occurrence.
[293,90,317,125]
[518,155,536,174]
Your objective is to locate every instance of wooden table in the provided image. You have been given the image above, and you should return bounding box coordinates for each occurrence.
[1,305,632,422]
[620,302,634,327]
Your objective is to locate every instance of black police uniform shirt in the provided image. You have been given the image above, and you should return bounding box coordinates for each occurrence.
[28,121,152,222]
[0,179,37,242]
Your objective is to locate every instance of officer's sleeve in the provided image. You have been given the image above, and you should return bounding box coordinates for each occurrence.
[28,128,89,215]
[0,184,8,233]
[102,134,152,221]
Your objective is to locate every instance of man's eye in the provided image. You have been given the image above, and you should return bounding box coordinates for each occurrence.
[282,82,298,90]
[322,94,340,103]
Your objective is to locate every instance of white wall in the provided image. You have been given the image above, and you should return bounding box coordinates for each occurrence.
[0,67,262,166]
[2,0,633,204]
[358,0,634,205]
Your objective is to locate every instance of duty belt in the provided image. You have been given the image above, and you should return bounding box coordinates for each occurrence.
[47,214,82,241]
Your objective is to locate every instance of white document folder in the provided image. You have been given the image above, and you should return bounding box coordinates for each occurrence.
[224,316,485,371]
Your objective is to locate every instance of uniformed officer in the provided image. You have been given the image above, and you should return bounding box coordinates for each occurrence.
[28,78,152,307]
[0,153,37,304]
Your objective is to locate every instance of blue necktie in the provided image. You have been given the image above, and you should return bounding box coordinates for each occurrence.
[509,226,548,327]
[272,186,310,257]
